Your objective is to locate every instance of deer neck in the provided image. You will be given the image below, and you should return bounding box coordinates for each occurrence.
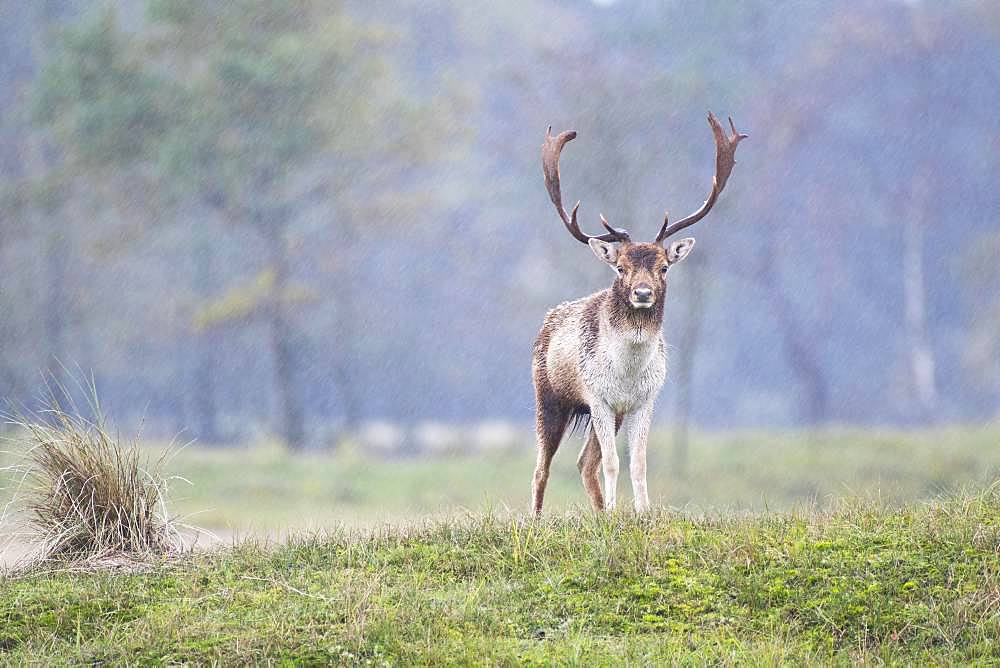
[604,283,665,344]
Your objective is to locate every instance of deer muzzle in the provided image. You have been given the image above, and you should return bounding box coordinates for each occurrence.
[631,284,654,308]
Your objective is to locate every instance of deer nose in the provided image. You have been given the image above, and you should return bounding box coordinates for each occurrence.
[633,286,653,302]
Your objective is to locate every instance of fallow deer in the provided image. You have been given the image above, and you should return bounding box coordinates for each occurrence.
[531,112,747,515]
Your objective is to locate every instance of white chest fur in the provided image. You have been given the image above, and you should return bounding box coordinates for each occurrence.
[583,319,667,415]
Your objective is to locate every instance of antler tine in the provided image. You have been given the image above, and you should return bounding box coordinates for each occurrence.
[542,127,630,245]
[655,112,747,243]
[600,214,631,243]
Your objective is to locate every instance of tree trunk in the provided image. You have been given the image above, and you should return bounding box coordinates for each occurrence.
[672,254,707,478]
[758,260,829,425]
[328,221,362,442]
[26,134,69,402]
[902,168,937,423]
[191,232,220,443]
[262,218,306,451]
[270,306,305,450]
[31,0,71,410]
[330,312,362,439]
[43,230,69,394]
[192,334,221,442]
[781,319,829,425]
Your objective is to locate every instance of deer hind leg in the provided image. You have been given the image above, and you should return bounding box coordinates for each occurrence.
[531,398,570,517]
[577,414,622,511]
[576,428,603,511]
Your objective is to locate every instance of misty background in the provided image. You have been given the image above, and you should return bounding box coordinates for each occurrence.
[1,0,999,455]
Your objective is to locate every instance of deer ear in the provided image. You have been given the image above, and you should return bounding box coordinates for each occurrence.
[667,237,696,264]
[588,238,620,265]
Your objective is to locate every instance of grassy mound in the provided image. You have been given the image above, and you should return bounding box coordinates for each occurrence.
[2,491,999,664]
[1,406,183,565]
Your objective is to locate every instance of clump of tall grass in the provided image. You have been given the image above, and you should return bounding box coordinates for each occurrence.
[2,399,184,564]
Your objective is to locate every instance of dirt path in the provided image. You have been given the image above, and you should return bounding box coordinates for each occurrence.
[0,540,38,569]
[1,528,239,571]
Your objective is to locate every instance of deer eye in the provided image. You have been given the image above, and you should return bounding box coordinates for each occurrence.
[661,265,669,275]
[615,266,624,276]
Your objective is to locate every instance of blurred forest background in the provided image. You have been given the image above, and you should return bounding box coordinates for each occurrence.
[1,0,999,454]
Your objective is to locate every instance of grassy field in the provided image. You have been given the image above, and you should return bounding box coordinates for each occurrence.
[3,424,1000,537]
[51,423,1000,532]
[2,492,1000,664]
[2,425,1000,663]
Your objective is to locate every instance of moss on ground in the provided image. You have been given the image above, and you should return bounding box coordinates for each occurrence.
[3,489,1000,665]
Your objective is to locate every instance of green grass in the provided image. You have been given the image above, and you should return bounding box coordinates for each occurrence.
[2,426,1000,663]
[63,423,1000,532]
[2,491,1000,664]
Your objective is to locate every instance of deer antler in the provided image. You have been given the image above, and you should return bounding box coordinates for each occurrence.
[655,112,747,243]
[542,127,631,245]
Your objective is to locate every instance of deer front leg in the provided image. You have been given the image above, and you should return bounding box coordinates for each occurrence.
[589,403,619,511]
[624,402,654,513]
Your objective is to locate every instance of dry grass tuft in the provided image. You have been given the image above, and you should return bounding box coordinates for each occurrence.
[2,400,184,564]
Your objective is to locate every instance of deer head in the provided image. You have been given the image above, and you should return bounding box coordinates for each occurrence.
[541,112,747,309]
